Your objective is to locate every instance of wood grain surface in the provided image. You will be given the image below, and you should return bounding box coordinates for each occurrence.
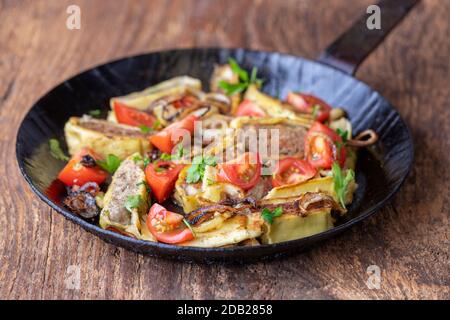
[1,0,449,299]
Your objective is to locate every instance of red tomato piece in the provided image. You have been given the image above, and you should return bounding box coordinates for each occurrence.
[57,148,109,186]
[217,152,261,191]
[286,92,331,122]
[305,122,346,169]
[150,115,198,153]
[235,99,266,117]
[146,203,194,244]
[113,101,156,127]
[145,160,185,203]
[272,157,317,187]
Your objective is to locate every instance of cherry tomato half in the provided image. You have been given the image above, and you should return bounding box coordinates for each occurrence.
[150,115,197,154]
[113,101,157,127]
[235,99,266,117]
[286,92,331,122]
[58,148,109,186]
[145,160,185,203]
[217,152,261,191]
[305,122,346,169]
[272,157,317,187]
[146,203,194,244]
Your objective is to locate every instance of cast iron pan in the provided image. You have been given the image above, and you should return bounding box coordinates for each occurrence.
[16,0,418,262]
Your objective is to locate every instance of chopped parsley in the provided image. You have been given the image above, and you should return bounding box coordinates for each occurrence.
[151,119,161,130]
[183,218,196,237]
[332,162,355,208]
[218,58,263,96]
[336,128,349,143]
[139,125,152,134]
[311,104,321,119]
[175,144,185,159]
[124,195,144,213]
[160,153,172,161]
[88,109,101,117]
[261,206,283,224]
[143,155,151,167]
[97,154,121,174]
[132,154,142,163]
[136,181,151,193]
[160,145,186,161]
[186,155,217,184]
[49,139,69,161]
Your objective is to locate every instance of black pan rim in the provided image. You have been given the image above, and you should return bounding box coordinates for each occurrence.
[15,47,414,257]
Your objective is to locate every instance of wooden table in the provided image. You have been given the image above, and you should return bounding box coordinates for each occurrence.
[1,0,448,300]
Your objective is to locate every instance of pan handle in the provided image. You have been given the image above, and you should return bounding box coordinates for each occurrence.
[317,0,420,75]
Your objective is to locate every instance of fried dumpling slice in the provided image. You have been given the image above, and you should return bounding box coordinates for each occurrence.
[263,176,356,207]
[243,85,298,119]
[99,154,152,239]
[258,192,338,244]
[173,165,244,213]
[110,76,202,111]
[64,116,151,160]
[182,211,263,248]
[261,209,333,244]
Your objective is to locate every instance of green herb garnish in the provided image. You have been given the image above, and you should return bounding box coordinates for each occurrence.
[175,144,185,159]
[160,153,172,161]
[137,181,151,194]
[124,195,144,212]
[311,104,320,119]
[132,154,143,163]
[88,109,101,117]
[143,156,151,167]
[49,139,69,161]
[139,125,152,134]
[152,119,161,130]
[336,128,349,143]
[261,206,283,224]
[97,154,121,174]
[183,218,196,237]
[218,58,263,96]
[332,162,355,208]
[160,145,186,161]
[186,155,217,184]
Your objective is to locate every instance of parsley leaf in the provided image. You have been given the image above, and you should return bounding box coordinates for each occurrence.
[159,145,186,161]
[218,58,264,96]
[186,155,217,184]
[311,104,320,119]
[97,154,121,174]
[160,153,172,161]
[88,109,102,117]
[49,139,69,161]
[137,181,151,194]
[218,81,248,96]
[229,58,249,82]
[176,144,185,159]
[132,154,142,163]
[124,195,143,213]
[139,125,152,134]
[336,128,349,143]
[332,162,355,208]
[151,119,161,130]
[261,206,283,224]
[182,218,196,237]
[143,156,151,167]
